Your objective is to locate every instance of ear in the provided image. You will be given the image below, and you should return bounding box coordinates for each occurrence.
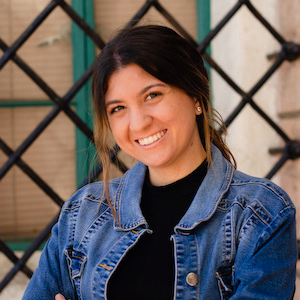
[194,98,202,115]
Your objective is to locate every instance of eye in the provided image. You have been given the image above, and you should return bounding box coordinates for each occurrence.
[146,92,162,101]
[109,105,125,114]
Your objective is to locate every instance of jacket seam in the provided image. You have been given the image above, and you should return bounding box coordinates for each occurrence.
[231,181,290,207]
[78,207,113,250]
[252,205,296,254]
[115,172,127,222]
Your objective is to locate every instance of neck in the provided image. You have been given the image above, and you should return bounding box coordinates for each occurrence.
[148,146,207,186]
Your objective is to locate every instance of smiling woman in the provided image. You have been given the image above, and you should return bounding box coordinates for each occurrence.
[92,25,235,196]
[105,64,206,186]
[22,25,297,300]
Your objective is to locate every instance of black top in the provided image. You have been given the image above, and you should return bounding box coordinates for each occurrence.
[107,160,207,300]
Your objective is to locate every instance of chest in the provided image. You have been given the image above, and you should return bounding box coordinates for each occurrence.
[65,212,234,300]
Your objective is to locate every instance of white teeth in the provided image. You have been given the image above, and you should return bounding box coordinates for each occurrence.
[138,130,166,146]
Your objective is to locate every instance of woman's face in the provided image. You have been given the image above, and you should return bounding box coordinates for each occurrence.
[105,64,206,185]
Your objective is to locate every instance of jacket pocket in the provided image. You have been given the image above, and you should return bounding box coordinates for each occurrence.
[65,247,87,300]
[216,265,234,300]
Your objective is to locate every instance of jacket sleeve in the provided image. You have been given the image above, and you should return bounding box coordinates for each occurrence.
[230,205,297,300]
[22,210,76,300]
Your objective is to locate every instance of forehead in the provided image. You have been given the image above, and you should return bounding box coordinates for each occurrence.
[105,64,162,99]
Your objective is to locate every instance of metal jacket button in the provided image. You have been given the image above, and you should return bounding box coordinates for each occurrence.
[186,272,199,286]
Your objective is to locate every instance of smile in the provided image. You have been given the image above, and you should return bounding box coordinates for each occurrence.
[137,130,167,146]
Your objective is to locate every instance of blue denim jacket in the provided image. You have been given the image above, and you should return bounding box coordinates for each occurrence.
[22,145,297,300]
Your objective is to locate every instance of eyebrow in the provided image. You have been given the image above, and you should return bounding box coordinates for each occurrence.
[105,99,123,108]
[138,83,166,96]
[105,83,167,108]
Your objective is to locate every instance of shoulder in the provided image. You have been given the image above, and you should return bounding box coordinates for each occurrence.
[61,175,125,211]
[226,170,297,268]
[230,169,294,207]
[54,175,126,247]
[58,161,145,220]
[223,169,295,229]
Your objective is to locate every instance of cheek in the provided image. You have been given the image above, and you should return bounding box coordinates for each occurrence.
[109,120,127,146]
[166,104,195,125]
[109,122,120,138]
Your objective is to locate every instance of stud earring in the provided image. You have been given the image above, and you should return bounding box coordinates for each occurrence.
[197,106,202,113]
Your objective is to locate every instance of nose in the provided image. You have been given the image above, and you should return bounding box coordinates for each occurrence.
[129,107,152,132]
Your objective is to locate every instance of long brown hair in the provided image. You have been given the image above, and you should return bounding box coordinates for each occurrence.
[91,25,235,217]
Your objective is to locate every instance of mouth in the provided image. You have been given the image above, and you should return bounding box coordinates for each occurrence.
[136,129,167,146]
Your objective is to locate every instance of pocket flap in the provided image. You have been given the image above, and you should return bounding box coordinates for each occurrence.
[216,265,234,299]
[65,247,87,279]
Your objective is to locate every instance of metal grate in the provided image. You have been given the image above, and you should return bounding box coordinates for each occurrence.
[0,0,299,292]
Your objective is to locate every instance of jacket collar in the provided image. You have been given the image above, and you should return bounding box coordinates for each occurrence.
[114,144,234,233]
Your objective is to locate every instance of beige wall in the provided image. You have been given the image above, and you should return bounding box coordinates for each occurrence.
[0,0,75,239]
[211,0,280,178]
[94,0,197,42]
[0,0,73,99]
[277,0,300,229]
[211,0,300,228]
